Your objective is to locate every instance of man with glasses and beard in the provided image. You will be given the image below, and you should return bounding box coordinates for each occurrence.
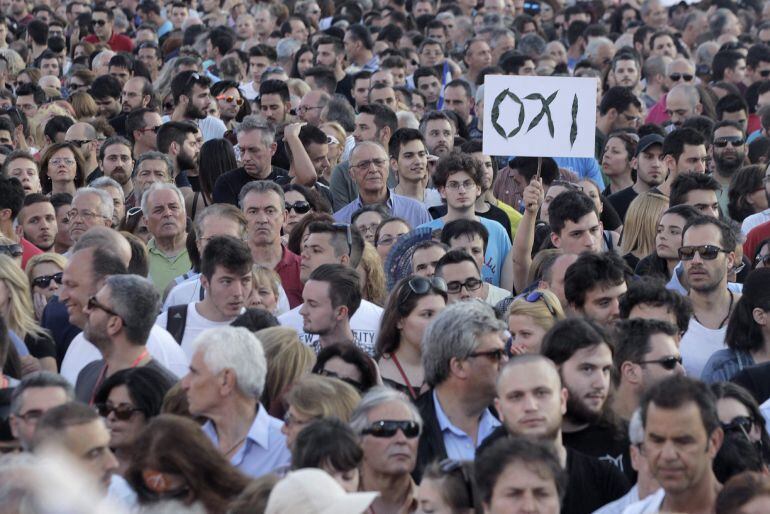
[98,136,134,203]
[487,354,630,514]
[711,121,748,218]
[541,318,636,481]
[168,70,226,142]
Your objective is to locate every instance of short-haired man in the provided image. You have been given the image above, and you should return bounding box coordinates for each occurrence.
[279,222,383,355]
[0,176,42,267]
[612,52,642,94]
[658,127,708,197]
[155,120,201,189]
[596,86,643,160]
[125,108,163,159]
[9,371,74,451]
[609,134,666,221]
[610,319,683,422]
[120,76,152,115]
[142,183,191,294]
[715,94,749,133]
[712,49,747,90]
[299,264,361,353]
[126,151,173,210]
[389,128,442,207]
[619,277,693,338]
[3,150,41,195]
[665,84,703,130]
[669,172,722,219]
[444,79,475,127]
[258,79,292,127]
[19,194,57,251]
[89,75,123,120]
[168,70,226,141]
[415,301,507,477]
[157,236,253,357]
[564,252,629,326]
[487,355,630,514]
[420,111,455,158]
[83,6,133,52]
[678,216,739,378]
[414,67,442,109]
[99,135,135,201]
[419,152,513,289]
[64,123,100,180]
[333,141,431,227]
[624,376,723,513]
[435,250,486,304]
[411,240,448,278]
[711,120,747,216]
[77,274,174,402]
[182,326,290,477]
[213,116,287,206]
[542,318,632,478]
[68,187,114,245]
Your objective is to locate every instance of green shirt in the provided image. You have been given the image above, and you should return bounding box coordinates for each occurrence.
[147,238,191,295]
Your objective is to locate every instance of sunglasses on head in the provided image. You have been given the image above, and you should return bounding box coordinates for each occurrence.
[760,70,770,78]
[216,95,243,105]
[525,291,557,318]
[316,368,364,391]
[285,201,311,214]
[127,206,143,218]
[32,272,63,288]
[722,415,754,436]
[406,276,447,295]
[362,419,420,438]
[0,243,22,258]
[96,402,141,420]
[713,137,745,148]
[669,73,693,82]
[755,253,770,266]
[638,355,682,370]
[678,244,729,261]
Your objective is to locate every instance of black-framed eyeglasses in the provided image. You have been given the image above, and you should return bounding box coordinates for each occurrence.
[678,244,729,261]
[0,243,22,258]
[637,355,682,370]
[467,348,506,362]
[406,276,447,295]
[361,420,420,438]
[525,291,557,318]
[439,459,475,508]
[15,408,45,423]
[446,277,483,294]
[285,201,311,214]
[87,295,126,324]
[138,125,161,134]
[32,272,63,288]
[96,402,141,421]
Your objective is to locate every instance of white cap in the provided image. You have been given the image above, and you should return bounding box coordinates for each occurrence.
[265,469,378,514]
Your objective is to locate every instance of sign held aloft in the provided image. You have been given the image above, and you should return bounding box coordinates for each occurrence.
[482,75,598,158]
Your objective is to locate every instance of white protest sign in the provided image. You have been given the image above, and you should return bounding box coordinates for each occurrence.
[482,75,598,158]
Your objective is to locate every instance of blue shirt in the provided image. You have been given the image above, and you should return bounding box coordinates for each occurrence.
[433,390,500,461]
[418,217,511,287]
[202,404,291,478]
[701,349,755,384]
[552,157,605,189]
[334,190,432,228]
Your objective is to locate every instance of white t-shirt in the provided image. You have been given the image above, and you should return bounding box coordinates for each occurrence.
[60,325,190,384]
[163,276,290,315]
[621,489,665,514]
[160,114,226,142]
[155,302,235,359]
[485,284,510,307]
[240,81,259,101]
[741,209,770,235]
[278,299,383,356]
[679,317,727,378]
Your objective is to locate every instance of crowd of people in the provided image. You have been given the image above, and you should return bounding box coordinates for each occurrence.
[3,0,770,512]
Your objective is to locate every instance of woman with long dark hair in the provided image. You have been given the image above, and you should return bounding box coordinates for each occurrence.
[711,382,770,465]
[729,165,768,223]
[193,138,238,219]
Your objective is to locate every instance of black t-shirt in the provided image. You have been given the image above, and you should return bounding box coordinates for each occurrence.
[335,74,355,106]
[623,252,640,271]
[562,421,636,484]
[427,203,513,242]
[600,195,623,232]
[607,186,638,224]
[25,333,57,361]
[732,363,770,405]
[74,358,176,404]
[211,166,289,206]
[635,253,670,280]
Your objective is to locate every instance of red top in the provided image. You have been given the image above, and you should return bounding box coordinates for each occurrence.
[84,32,134,53]
[275,246,303,309]
[745,220,770,261]
[21,237,42,270]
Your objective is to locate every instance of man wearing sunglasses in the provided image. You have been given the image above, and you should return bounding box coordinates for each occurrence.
[83,6,133,53]
[65,123,101,181]
[711,120,748,215]
[125,108,163,160]
[679,216,740,378]
[611,319,683,423]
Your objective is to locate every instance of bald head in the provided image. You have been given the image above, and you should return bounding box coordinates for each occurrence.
[350,140,388,162]
[498,354,562,390]
[72,226,132,266]
[66,123,97,140]
[666,57,695,76]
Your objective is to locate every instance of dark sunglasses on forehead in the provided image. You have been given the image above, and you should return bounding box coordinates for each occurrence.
[637,355,682,370]
[0,243,22,258]
[32,272,63,288]
[127,207,143,218]
[406,276,447,295]
[760,70,770,78]
[362,420,420,438]
[525,291,558,318]
[678,244,730,261]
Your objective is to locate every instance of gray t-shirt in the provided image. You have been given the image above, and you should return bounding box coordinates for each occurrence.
[75,358,176,403]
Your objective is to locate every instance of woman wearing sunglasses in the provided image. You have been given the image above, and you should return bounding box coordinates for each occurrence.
[710,382,770,465]
[0,255,56,373]
[25,253,67,320]
[93,366,175,476]
[507,289,564,355]
[376,276,448,401]
[703,268,770,384]
[283,184,330,243]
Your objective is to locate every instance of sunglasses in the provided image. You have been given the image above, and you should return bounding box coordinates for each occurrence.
[87,295,125,322]
[316,368,364,391]
[285,201,311,214]
[678,244,729,261]
[407,276,447,295]
[93,19,108,26]
[68,139,93,146]
[713,137,745,148]
[755,253,770,266]
[163,102,174,110]
[760,70,770,78]
[32,272,63,288]
[96,403,141,420]
[362,419,420,438]
[668,73,693,82]
[217,95,243,105]
[138,125,161,133]
[638,355,682,370]
[127,207,143,218]
[525,291,557,318]
[0,243,22,258]
[445,277,483,294]
[721,415,754,436]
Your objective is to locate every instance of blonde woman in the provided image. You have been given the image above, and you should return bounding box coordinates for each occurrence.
[256,326,316,419]
[25,253,68,320]
[620,192,669,271]
[357,242,387,307]
[507,289,565,354]
[249,265,281,314]
[281,374,361,449]
[0,255,57,372]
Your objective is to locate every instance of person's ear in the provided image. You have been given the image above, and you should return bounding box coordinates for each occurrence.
[664,154,675,173]
[752,307,767,326]
[695,102,702,115]
[621,361,641,386]
[550,231,561,249]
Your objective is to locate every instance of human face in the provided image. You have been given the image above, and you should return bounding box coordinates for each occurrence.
[136,112,162,150]
[376,220,409,261]
[21,201,57,251]
[614,59,639,88]
[417,477,456,514]
[307,142,330,179]
[41,58,60,78]
[30,261,63,301]
[259,93,288,125]
[144,188,185,241]
[578,281,627,325]
[354,211,383,244]
[47,148,77,185]
[301,232,345,282]
[441,171,480,213]
[215,87,242,121]
[486,460,561,514]
[63,419,119,490]
[448,233,485,271]
[416,76,441,104]
[560,344,613,423]
[138,47,159,72]
[465,40,492,72]
[352,78,371,108]
[92,12,113,40]
[7,157,40,194]
[675,144,708,174]
[55,204,73,251]
[443,86,472,123]
[727,58,748,85]
[134,159,170,197]
[545,41,566,65]
[651,35,676,58]
[551,211,602,254]
[120,78,146,112]
[440,260,483,303]
[351,145,389,196]
[253,9,273,36]
[644,401,721,495]
[315,43,338,68]
[635,146,665,187]
[716,397,761,443]
[284,190,311,236]
[412,246,446,277]
[280,404,317,449]
[238,130,276,179]
[665,93,697,128]
[16,94,38,118]
[202,265,252,320]
[288,18,308,42]
[370,86,397,110]
[181,349,222,416]
[95,94,121,119]
[249,56,270,83]
[353,113,378,144]
[170,5,188,28]
[101,143,133,186]
[425,120,454,157]
[419,44,444,67]
[712,127,746,175]
[299,279,338,336]
[399,294,445,348]
[249,277,278,313]
[656,213,686,260]
[682,223,733,293]
[683,189,720,218]
[638,333,684,388]
[69,192,110,242]
[508,314,547,354]
[393,139,428,185]
[102,384,146,449]
[360,401,419,475]
[10,386,70,450]
[242,190,285,246]
[614,104,642,130]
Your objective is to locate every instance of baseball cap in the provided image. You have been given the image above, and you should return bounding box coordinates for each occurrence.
[265,469,378,514]
[635,134,664,157]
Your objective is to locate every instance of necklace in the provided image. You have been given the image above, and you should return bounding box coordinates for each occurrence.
[691,290,734,329]
[223,436,247,457]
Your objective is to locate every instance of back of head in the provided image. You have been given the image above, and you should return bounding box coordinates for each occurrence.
[291,417,363,472]
[32,402,98,451]
[716,472,770,514]
[104,274,160,344]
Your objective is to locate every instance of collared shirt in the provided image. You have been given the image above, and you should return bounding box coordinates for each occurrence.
[275,246,303,308]
[147,238,192,294]
[362,54,380,72]
[361,476,418,514]
[202,404,291,478]
[432,390,500,461]
[334,190,432,228]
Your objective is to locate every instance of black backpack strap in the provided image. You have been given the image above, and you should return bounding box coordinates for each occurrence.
[165,304,189,345]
